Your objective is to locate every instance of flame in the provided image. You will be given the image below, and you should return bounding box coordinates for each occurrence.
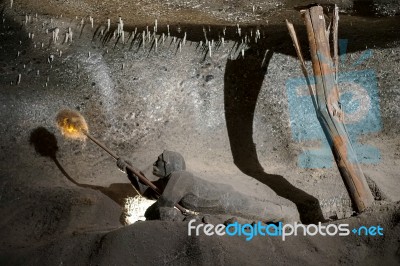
[56,109,88,140]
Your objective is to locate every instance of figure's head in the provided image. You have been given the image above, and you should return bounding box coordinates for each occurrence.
[152,150,186,178]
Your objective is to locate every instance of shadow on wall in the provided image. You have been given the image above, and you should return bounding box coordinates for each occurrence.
[224,46,325,224]
[29,127,137,207]
[352,0,400,16]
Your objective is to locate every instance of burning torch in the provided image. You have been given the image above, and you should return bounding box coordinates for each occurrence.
[55,109,188,214]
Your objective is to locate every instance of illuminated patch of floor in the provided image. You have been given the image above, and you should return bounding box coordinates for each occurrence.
[122,195,156,225]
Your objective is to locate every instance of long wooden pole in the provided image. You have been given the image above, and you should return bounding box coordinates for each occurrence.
[287,6,374,212]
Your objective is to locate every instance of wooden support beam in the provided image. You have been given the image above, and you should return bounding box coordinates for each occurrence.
[287,5,374,213]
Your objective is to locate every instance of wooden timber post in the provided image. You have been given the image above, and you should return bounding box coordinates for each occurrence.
[286,5,374,212]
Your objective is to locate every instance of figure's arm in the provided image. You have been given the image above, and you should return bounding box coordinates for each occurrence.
[157,171,192,207]
[117,158,148,195]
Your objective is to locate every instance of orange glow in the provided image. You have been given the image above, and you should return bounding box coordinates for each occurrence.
[56,109,88,140]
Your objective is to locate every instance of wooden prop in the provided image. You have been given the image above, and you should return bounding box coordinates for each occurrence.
[286,5,374,212]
